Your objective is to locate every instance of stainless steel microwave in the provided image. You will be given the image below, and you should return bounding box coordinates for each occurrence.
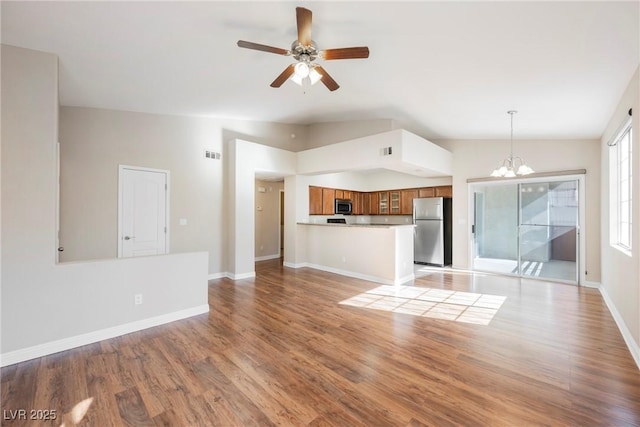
[335,199,352,215]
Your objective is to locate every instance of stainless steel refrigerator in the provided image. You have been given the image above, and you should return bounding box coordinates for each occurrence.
[413,197,452,266]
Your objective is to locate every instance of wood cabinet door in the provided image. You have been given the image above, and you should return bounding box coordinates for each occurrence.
[361,193,369,215]
[378,191,389,214]
[418,187,435,198]
[351,192,360,215]
[369,192,379,215]
[401,189,418,215]
[390,191,401,214]
[322,188,335,215]
[309,186,323,215]
[435,185,453,198]
[335,189,344,199]
[343,190,352,200]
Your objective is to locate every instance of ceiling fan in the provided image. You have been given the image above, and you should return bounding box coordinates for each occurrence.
[237,7,369,91]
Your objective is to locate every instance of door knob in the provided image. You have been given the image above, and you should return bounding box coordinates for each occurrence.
[124,236,134,240]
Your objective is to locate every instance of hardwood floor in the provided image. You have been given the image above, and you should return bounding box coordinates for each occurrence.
[2,259,640,426]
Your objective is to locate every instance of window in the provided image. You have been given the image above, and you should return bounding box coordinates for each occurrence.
[610,118,632,253]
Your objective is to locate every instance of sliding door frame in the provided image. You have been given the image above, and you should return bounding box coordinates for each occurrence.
[468,173,586,285]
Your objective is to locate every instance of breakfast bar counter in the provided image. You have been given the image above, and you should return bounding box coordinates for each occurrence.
[295,222,415,285]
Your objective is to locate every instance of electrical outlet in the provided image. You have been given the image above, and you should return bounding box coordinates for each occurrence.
[134,294,143,305]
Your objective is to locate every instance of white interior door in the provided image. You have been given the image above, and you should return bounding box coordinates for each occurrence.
[118,166,169,258]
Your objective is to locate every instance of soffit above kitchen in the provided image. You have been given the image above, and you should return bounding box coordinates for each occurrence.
[1,1,638,140]
[297,129,452,178]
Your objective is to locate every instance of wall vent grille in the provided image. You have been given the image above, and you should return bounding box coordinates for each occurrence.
[204,150,221,160]
[381,146,393,156]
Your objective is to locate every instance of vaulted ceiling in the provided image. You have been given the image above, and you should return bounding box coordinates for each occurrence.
[2,1,638,140]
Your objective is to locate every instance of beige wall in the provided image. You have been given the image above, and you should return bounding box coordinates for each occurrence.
[255,179,284,259]
[436,138,601,283]
[600,67,639,358]
[1,45,208,361]
[59,107,306,274]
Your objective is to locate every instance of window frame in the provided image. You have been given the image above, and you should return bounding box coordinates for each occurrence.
[610,117,633,255]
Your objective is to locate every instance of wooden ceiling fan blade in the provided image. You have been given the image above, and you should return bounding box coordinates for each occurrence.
[315,65,340,91]
[320,47,370,60]
[296,7,312,46]
[270,64,296,88]
[237,40,289,56]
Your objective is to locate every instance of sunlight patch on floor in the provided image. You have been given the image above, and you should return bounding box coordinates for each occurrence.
[340,286,506,325]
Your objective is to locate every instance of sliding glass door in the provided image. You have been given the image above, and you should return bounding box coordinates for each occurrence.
[472,178,579,283]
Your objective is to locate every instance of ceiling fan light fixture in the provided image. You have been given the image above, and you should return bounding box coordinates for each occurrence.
[294,61,310,78]
[290,73,303,86]
[308,66,322,85]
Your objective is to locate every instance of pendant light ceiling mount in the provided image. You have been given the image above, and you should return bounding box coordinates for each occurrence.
[490,110,534,178]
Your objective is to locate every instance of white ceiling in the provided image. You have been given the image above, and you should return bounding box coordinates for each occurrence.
[2,1,638,140]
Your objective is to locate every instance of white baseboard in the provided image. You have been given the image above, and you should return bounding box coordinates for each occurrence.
[0,304,210,367]
[305,263,413,286]
[208,271,256,280]
[283,261,307,269]
[255,254,280,262]
[581,280,601,289]
[226,271,256,280]
[599,286,640,370]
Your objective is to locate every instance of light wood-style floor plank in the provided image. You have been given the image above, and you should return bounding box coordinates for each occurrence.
[1,259,639,425]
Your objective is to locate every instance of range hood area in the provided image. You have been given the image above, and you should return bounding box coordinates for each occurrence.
[296,129,452,178]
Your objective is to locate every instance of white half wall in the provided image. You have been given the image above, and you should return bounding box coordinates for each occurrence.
[1,44,209,365]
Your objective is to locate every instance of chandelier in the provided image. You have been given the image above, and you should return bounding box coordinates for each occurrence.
[490,110,534,177]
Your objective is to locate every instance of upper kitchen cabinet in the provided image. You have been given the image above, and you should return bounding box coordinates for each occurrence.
[309,186,323,215]
[435,185,453,198]
[390,191,401,214]
[352,192,367,215]
[378,191,389,214]
[418,187,435,198]
[401,189,419,215]
[322,188,336,215]
[369,192,379,215]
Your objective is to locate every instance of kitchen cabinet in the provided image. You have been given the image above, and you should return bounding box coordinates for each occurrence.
[355,192,368,215]
[401,189,419,215]
[435,185,453,198]
[418,187,435,198]
[390,191,401,214]
[322,188,335,215]
[309,184,452,215]
[369,192,379,215]
[309,186,323,215]
[378,191,389,214]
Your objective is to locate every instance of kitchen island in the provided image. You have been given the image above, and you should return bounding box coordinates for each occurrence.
[295,222,415,285]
